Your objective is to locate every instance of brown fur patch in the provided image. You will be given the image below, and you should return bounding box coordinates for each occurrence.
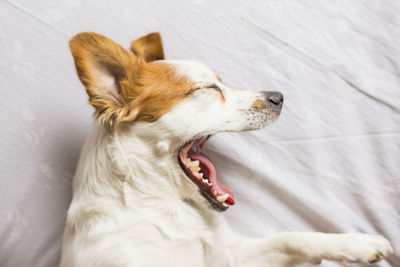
[122,61,194,124]
[251,99,266,111]
[69,32,193,129]
[131,32,165,62]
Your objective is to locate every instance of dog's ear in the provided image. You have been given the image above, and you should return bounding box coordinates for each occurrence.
[69,32,142,129]
[131,32,165,62]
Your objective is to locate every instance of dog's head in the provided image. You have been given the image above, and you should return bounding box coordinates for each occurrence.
[70,32,283,211]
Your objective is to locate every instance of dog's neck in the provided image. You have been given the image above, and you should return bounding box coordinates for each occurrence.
[73,122,209,212]
[68,123,225,241]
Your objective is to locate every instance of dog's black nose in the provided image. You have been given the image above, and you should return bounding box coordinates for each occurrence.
[264,92,284,106]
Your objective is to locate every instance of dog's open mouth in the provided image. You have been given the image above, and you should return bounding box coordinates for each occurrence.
[178,136,235,211]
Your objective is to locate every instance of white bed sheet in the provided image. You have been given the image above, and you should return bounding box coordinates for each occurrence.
[0,0,399,266]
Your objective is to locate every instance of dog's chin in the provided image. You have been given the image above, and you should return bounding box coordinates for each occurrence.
[265,108,282,122]
[245,109,282,131]
[177,136,234,211]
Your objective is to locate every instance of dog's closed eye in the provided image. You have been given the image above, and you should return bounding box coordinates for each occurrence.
[185,83,225,101]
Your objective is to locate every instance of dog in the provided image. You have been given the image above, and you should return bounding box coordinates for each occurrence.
[60,32,393,267]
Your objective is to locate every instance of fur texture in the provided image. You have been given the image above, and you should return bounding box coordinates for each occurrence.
[60,32,393,267]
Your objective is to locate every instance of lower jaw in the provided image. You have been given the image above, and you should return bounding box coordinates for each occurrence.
[178,137,234,211]
[178,158,229,211]
[200,190,229,211]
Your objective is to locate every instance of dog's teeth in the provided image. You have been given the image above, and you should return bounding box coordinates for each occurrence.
[203,178,212,187]
[222,202,229,208]
[191,160,200,167]
[194,172,204,180]
[216,194,229,203]
[188,160,201,173]
[192,170,203,178]
[190,166,200,172]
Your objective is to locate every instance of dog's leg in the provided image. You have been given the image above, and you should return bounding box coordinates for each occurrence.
[238,232,393,266]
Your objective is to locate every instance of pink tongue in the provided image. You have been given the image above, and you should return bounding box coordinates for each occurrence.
[189,154,235,205]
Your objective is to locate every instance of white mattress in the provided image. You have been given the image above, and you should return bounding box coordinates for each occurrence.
[0,0,399,266]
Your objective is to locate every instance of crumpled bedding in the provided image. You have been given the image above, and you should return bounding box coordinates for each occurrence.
[0,0,399,266]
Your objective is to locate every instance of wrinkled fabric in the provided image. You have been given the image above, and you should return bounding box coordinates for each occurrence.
[0,0,399,266]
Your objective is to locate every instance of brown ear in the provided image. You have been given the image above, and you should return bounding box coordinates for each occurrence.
[69,32,142,129]
[131,32,165,62]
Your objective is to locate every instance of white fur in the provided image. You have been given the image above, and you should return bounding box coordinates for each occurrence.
[60,60,393,267]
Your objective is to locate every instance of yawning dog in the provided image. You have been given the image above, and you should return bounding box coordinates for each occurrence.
[60,32,393,267]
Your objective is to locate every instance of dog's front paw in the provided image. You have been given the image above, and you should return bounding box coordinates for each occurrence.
[333,234,393,264]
